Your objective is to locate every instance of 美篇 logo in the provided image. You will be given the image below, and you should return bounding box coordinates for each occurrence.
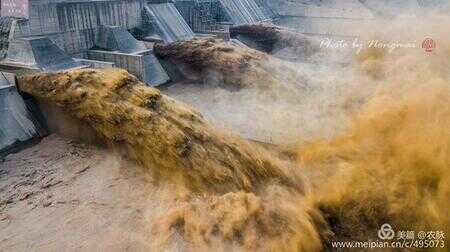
[378,223,395,240]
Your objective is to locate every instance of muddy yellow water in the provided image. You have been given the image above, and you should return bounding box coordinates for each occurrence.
[18,16,450,251]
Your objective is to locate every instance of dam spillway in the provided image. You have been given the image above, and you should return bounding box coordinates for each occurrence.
[218,0,268,25]
[144,3,195,43]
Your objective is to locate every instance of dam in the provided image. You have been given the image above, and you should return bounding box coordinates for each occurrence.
[0,1,449,250]
[0,0,276,154]
[3,0,444,154]
[0,0,273,82]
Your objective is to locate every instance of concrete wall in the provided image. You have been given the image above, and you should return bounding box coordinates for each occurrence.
[95,25,147,53]
[143,3,194,42]
[13,0,145,56]
[0,17,17,60]
[4,37,83,71]
[87,49,170,86]
[74,58,115,69]
[87,49,146,80]
[174,0,227,32]
[0,72,46,155]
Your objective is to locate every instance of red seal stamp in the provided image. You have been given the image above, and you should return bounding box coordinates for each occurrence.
[422,38,436,52]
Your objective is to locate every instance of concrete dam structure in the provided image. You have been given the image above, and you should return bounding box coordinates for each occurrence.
[88,25,170,85]
[1,1,450,250]
[272,0,449,37]
[4,0,445,155]
[0,0,278,154]
[0,0,197,85]
[11,0,145,57]
[0,0,276,85]
[4,37,84,71]
[0,17,15,59]
[173,0,273,32]
[0,72,45,155]
[2,0,445,155]
[143,3,195,42]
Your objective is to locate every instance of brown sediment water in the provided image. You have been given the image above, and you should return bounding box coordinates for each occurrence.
[17,68,326,251]
[299,23,450,246]
[301,81,450,243]
[17,69,302,194]
[16,15,450,251]
[229,23,319,57]
[154,38,305,91]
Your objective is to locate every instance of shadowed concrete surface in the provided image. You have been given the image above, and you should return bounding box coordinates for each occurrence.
[0,17,15,59]
[88,25,170,86]
[0,73,45,155]
[95,26,147,53]
[3,37,83,71]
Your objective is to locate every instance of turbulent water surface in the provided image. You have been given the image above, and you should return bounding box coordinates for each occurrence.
[14,11,450,252]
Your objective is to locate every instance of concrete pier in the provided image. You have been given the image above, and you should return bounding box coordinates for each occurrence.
[0,72,46,155]
[2,37,84,71]
[88,25,170,86]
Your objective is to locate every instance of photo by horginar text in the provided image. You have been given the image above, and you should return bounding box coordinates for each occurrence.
[320,37,417,53]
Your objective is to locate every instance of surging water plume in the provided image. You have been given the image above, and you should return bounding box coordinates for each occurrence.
[154,38,306,91]
[17,69,301,194]
[17,69,328,251]
[16,13,450,251]
[300,82,450,243]
[230,23,319,58]
[153,186,326,251]
[298,15,450,246]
